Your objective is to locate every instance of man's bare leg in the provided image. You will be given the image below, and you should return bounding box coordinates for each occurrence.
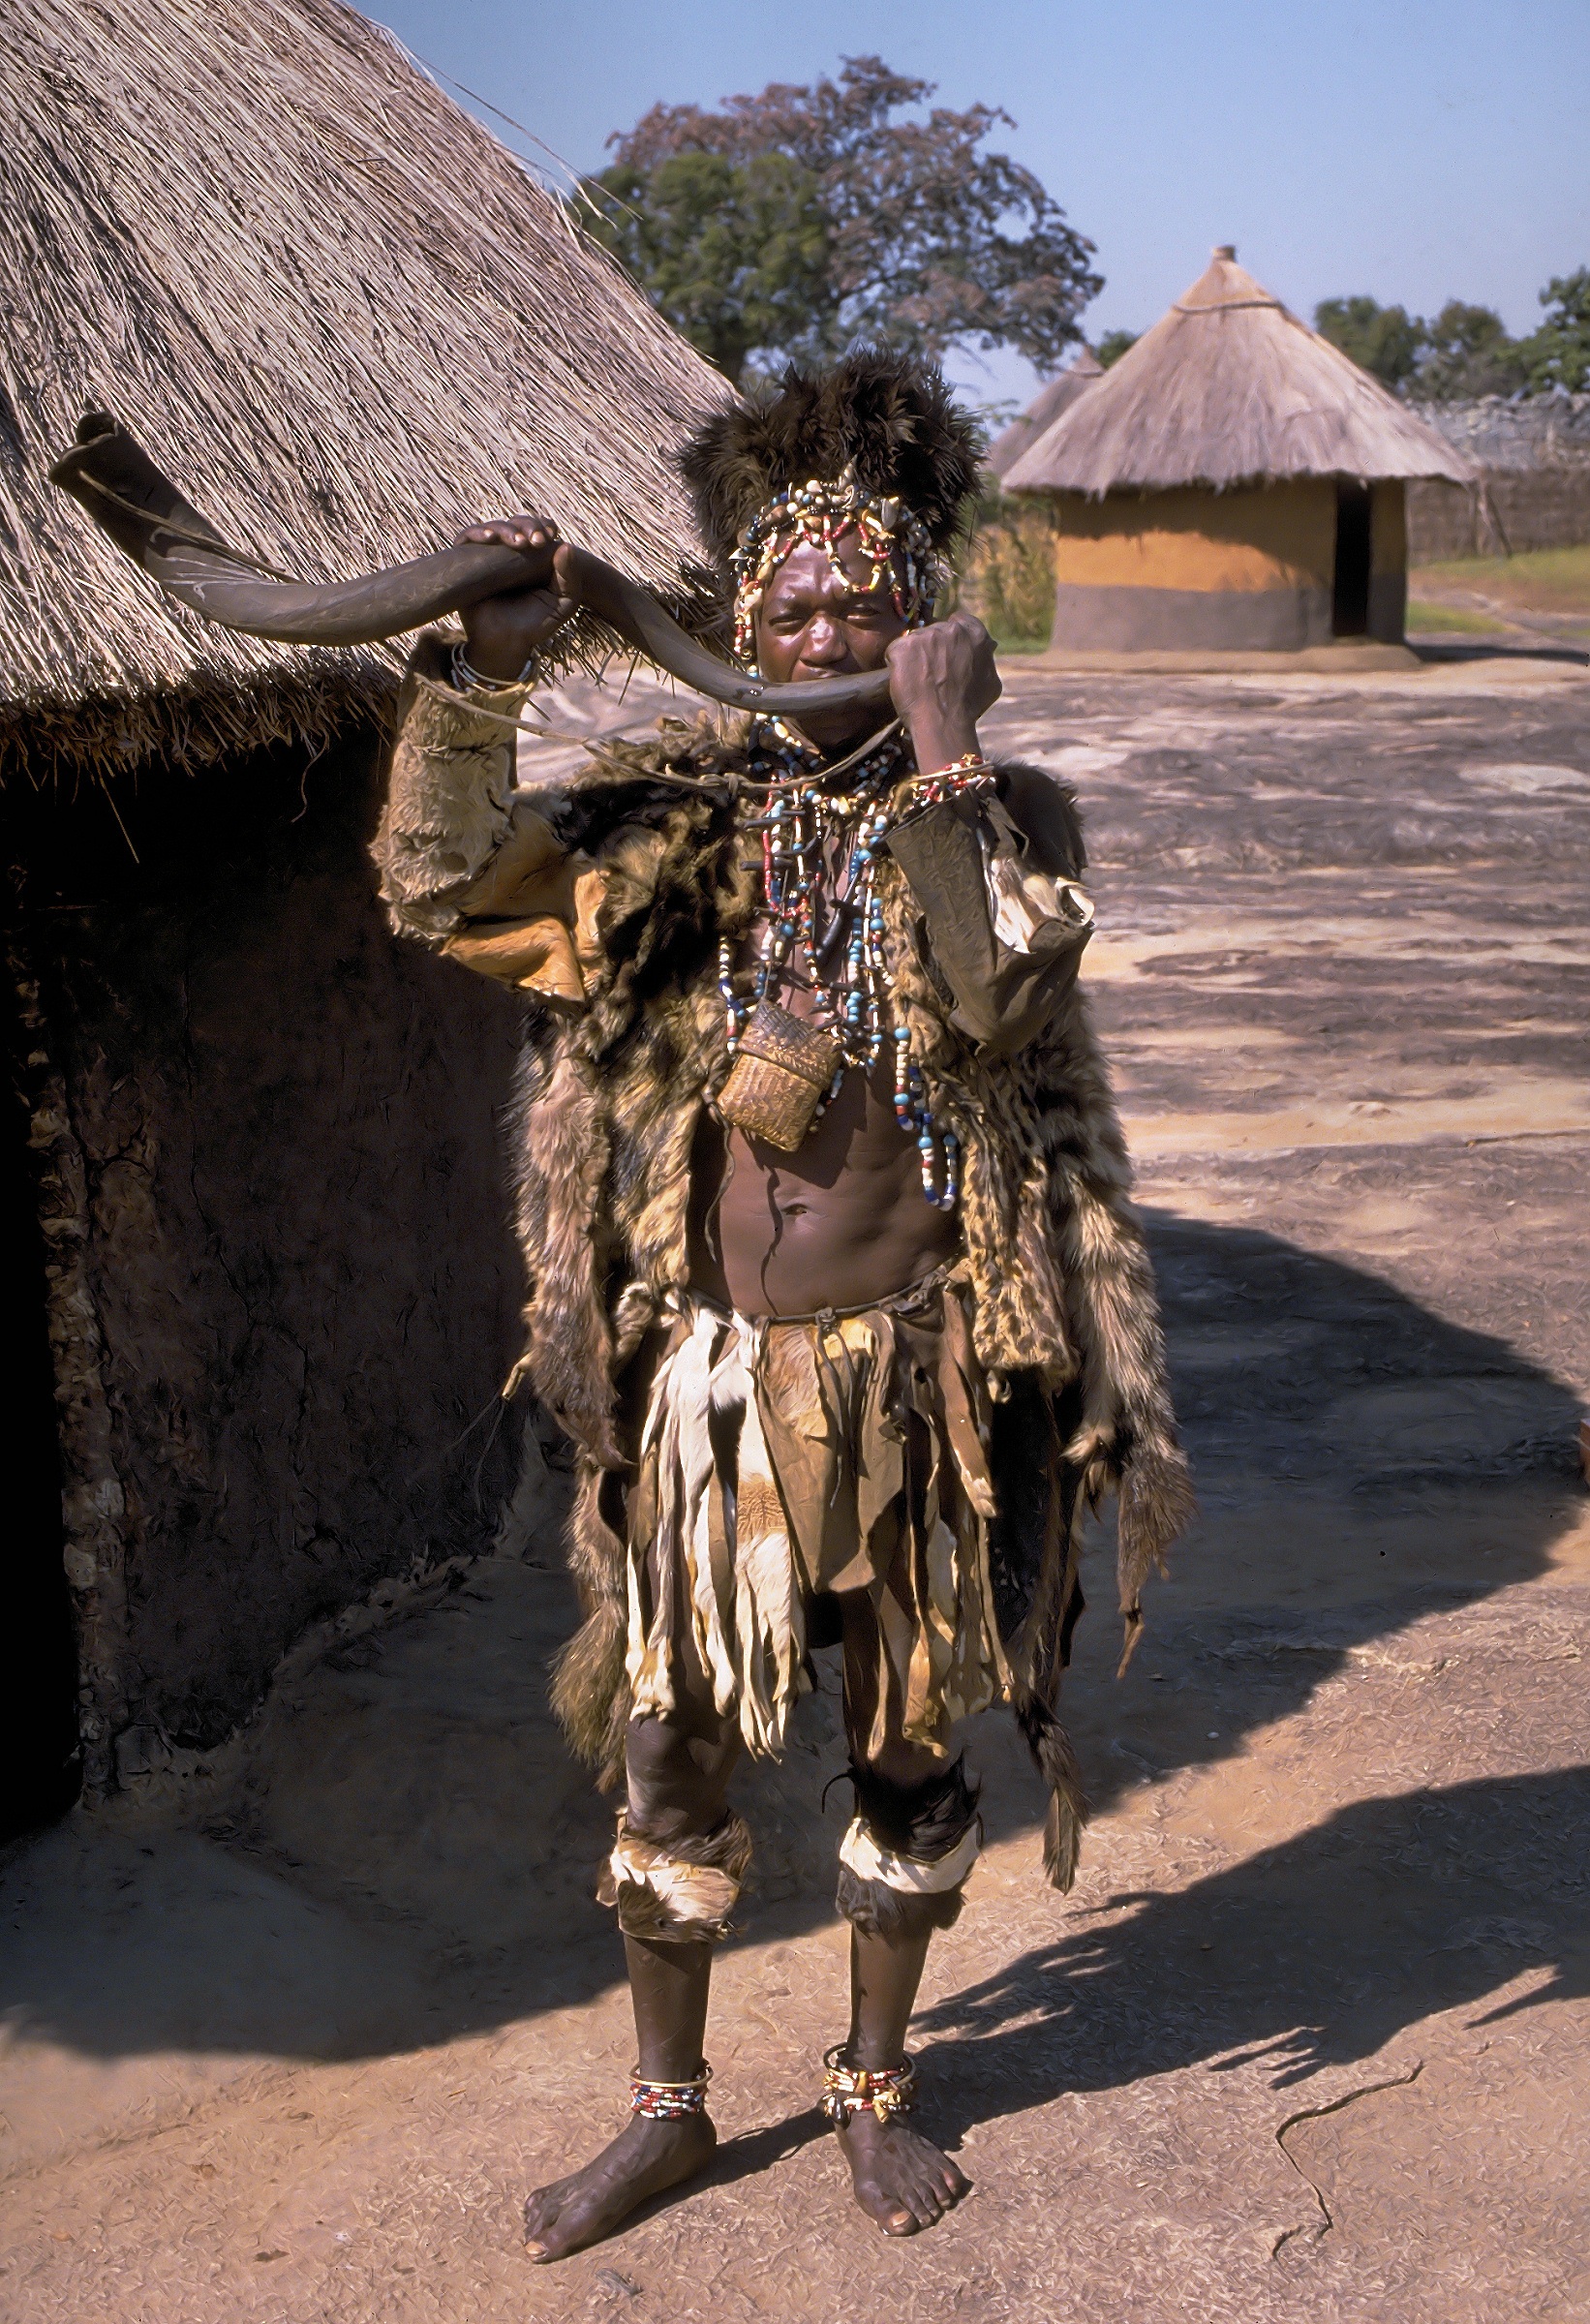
[524,1713,737,2262]
[834,1597,972,2235]
[523,1930,715,2261]
[833,1880,972,2235]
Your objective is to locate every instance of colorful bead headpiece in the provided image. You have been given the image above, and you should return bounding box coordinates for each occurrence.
[728,463,942,662]
[680,350,985,664]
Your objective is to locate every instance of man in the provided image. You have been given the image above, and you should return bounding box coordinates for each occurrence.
[376,352,1191,2257]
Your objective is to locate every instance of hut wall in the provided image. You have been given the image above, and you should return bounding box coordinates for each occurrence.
[1048,482,1337,650]
[9,720,532,1787]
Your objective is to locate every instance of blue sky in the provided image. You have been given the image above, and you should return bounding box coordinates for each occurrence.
[369,0,1589,410]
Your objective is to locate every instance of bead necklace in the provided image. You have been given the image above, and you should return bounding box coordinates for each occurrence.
[717,720,994,1209]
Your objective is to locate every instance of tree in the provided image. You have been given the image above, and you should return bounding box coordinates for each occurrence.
[588,150,829,385]
[1313,295,1423,389]
[1093,328,1139,369]
[1414,300,1528,399]
[581,55,1101,385]
[1521,267,1590,393]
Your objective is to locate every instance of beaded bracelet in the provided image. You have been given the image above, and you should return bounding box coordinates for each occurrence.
[629,2062,713,2120]
[450,640,541,694]
[900,752,997,813]
[913,750,994,783]
[820,2046,918,2126]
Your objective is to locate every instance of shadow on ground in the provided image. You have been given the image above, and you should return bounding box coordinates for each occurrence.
[920,1765,1590,2117]
[1,1213,1581,2077]
[696,1763,1590,2190]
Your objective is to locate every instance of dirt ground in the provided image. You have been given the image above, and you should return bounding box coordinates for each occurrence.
[3,648,1588,2323]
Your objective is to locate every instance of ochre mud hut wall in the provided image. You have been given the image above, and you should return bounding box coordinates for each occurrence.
[1047,477,1408,650]
[10,719,531,1789]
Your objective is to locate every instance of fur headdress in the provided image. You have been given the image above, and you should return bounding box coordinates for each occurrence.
[681,348,984,573]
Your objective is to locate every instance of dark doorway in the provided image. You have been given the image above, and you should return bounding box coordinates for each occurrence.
[1332,479,1373,636]
[1,961,81,1839]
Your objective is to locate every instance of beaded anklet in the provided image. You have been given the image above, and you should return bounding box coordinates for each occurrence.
[629,2062,712,2120]
[821,2047,918,2126]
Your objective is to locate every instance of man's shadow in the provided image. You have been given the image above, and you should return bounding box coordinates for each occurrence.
[0,1211,1582,2074]
[910,1763,1590,2146]
[700,1764,1590,2190]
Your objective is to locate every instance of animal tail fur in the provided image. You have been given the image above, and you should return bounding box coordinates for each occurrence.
[1013,1688,1090,1892]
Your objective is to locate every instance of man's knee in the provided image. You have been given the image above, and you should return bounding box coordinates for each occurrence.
[835,1752,982,1942]
[602,1716,751,1945]
[625,1714,736,1838]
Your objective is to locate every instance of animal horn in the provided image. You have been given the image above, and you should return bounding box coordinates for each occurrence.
[48,413,897,719]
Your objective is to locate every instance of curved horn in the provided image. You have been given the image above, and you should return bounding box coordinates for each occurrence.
[49,413,897,719]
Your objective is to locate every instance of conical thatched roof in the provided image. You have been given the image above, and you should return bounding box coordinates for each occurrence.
[986,352,1103,482]
[2,0,730,777]
[1004,248,1477,499]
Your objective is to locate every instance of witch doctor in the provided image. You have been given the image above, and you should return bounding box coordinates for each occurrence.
[375,352,1192,2254]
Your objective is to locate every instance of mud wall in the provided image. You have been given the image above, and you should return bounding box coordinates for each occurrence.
[1048,481,1337,651]
[9,719,532,1783]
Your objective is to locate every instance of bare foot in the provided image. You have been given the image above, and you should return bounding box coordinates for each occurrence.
[523,2113,716,2262]
[837,2112,970,2235]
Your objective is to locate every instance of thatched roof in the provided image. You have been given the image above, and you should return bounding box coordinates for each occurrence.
[986,352,1102,482]
[1004,248,1477,499]
[2,0,730,777]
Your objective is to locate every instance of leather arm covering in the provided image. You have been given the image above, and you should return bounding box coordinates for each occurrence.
[887,791,1092,1055]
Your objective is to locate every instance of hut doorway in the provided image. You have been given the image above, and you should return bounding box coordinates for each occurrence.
[1332,480,1373,636]
[1,970,80,1839]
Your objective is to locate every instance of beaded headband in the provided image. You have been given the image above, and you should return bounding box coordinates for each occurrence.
[729,463,942,662]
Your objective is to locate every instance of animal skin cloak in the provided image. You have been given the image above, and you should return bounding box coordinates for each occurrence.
[376,637,1194,1885]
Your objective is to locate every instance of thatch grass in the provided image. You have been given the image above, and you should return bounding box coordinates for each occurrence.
[1004,250,1477,499]
[2,0,732,779]
[985,353,1101,482]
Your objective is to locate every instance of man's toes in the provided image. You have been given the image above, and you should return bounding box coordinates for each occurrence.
[522,2191,557,2241]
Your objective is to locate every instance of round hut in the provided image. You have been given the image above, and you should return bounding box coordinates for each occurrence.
[986,351,1104,483]
[1,0,726,1826]
[1002,247,1476,654]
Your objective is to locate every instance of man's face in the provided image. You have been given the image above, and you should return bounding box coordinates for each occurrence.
[752,533,908,749]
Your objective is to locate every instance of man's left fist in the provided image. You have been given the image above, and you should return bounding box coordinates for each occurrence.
[885,612,1001,734]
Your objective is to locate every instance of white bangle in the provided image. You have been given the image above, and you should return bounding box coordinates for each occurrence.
[451,641,540,693]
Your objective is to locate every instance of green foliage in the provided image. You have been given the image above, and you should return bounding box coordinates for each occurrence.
[1314,276,1590,401]
[582,55,1101,385]
[958,494,1057,648]
[588,151,829,383]
[1417,300,1530,399]
[1313,295,1423,387]
[1093,328,1139,369]
[1522,268,1590,393]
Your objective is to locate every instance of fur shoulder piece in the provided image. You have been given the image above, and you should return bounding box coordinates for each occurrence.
[680,350,985,577]
[529,711,752,856]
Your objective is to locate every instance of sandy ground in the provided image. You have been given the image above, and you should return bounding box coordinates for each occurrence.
[3,650,1588,2323]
